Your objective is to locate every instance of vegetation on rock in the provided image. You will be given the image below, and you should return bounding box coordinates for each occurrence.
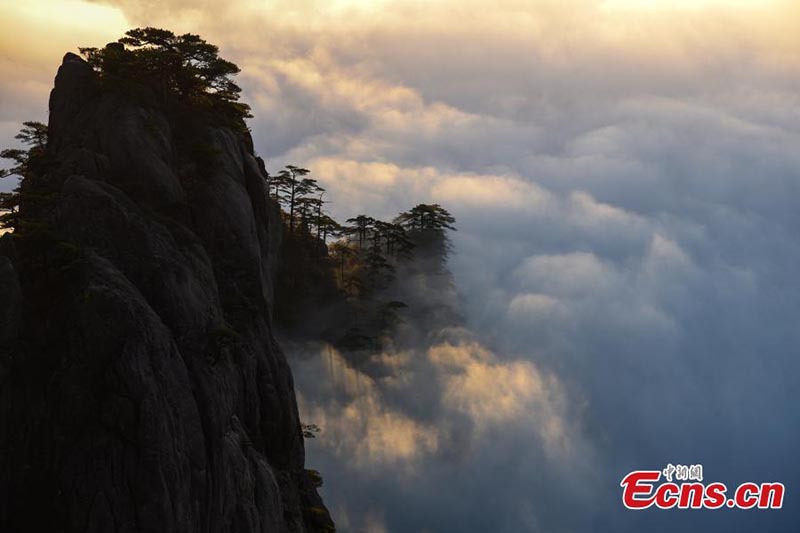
[80,27,251,122]
[268,161,457,351]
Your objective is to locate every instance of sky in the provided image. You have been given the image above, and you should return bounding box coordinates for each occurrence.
[1,0,799,531]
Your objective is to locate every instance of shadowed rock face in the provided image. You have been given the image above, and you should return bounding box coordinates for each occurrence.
[0,53,332,533]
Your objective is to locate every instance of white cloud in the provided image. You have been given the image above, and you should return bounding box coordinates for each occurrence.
[4,1,800,530]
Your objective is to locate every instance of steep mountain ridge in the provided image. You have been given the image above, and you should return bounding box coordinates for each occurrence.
[0,52,332,532]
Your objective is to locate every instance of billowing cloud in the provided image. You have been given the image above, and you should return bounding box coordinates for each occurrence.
[2,1,800,531]
[291,331,594,533]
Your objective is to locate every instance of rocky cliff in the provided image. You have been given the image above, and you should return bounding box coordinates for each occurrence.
[0,52,332,532]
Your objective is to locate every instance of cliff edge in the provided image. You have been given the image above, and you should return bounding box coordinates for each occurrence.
[0,52,333,532]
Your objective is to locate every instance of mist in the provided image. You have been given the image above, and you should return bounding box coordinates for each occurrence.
[2,1,799,531]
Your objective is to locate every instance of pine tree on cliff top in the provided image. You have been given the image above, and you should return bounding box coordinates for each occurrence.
[80,27,251,120]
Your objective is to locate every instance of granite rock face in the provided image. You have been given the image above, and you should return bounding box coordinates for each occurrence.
[0,53,332,532]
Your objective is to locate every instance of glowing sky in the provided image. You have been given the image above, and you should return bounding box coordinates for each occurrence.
[1,1,799,531]
[602,0,772,9]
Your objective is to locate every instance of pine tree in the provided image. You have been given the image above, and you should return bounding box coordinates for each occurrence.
[0,121,49,232]
[395,204,456,232]
[80,28,251,120]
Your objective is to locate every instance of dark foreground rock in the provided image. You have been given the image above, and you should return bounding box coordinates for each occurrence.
[0,53,333,532]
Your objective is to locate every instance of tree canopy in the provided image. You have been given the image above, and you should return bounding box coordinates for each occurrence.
[265,161,457,350]
[80,27,251,120]
[270,166,329,233]
[0,121,48,231]
[0,122,48,180]
[395,204,456,232]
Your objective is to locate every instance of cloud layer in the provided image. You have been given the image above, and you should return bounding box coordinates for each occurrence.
[2,1,800,531]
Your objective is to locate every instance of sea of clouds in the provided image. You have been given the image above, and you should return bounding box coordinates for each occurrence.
[2,1,799,530]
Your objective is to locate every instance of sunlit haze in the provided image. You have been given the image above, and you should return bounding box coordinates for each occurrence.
[1,0,798,531]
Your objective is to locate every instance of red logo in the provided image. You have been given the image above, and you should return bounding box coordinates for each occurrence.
[621,465,784,510]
